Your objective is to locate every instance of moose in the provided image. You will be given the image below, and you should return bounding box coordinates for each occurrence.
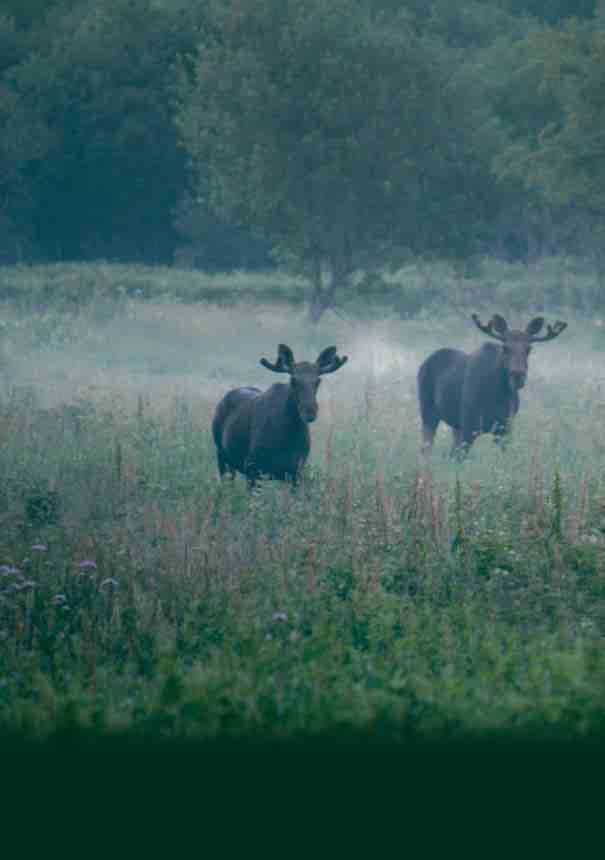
[418,313,567,458]
[212,344,348,486]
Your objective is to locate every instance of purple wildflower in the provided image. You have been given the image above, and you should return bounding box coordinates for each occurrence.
[78,560,97,570]
[10,579,35,591]
[31,544,48,552]
[19,579,35,590]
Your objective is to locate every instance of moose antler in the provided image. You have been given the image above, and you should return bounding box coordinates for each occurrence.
[260,344,295,374]
[471,314,507,341]
[316,346,348,375]
[527,320,567,343]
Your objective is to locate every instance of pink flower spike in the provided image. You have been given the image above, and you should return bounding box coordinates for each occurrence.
[31,544,48,552]
[78,560,97,569]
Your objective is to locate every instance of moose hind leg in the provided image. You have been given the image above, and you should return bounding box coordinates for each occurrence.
[418,369,440,453]
[421,414,440,454]
[217,449,235,479]
[244,457,261,492]
[289,462,305,490]
[493,422,511,450]
[450,427,469,461]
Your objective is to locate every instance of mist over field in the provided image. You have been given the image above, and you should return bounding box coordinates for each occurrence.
[0,281,595,470]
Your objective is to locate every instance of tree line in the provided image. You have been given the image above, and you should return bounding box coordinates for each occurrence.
[1,0,604,316]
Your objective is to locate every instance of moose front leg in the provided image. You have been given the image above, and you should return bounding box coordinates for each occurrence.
[421,418,439,455]
[289,459,308,490]
[492,417,513,450]
[450,427,468,461]
[456,411,482,460]
[217,449,236,479]
[244,457,262,491]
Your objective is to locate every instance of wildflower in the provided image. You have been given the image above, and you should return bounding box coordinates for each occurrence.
[31,544,48,552]
[0,565,21,576]
[11,579,35,591]
[272,612,288,623]
[52,594,67,606]
[100,578,118,589]
[78,560,97,570]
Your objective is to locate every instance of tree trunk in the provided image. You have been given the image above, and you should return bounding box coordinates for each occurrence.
[307,284,336,324]
[306,258,348,324]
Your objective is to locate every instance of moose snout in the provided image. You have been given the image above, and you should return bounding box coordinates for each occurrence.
[300,407,318,423]
[509,371,526,390]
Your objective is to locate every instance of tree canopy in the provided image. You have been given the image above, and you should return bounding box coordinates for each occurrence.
[491,22,605,260]
[0,0,604,286]
[177,0,502,319]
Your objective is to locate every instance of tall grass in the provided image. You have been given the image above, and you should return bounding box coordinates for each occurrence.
[2,259,605,740]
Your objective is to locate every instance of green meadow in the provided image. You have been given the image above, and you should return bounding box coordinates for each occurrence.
[2,258,605,740]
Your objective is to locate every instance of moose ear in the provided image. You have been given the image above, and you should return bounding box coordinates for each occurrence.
[317,346,348,375]
[526,317,545,336]
[277,344,295,370]
[260,343,295,373]
[316,346,337,368]
[491,314,508,335]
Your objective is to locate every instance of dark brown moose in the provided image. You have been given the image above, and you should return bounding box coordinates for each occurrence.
[212,344,348,486]
[418,314,567,458]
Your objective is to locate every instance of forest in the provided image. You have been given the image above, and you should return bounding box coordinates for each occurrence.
[1,0,604,293]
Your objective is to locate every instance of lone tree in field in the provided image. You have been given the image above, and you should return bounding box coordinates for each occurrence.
[176,0,493,322]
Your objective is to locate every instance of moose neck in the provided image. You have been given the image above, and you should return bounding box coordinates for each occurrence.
[497,351,509,389]
[284,384,310,432]
[496,347,521,405]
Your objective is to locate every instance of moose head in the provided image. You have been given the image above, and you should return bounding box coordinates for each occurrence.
[471,314,567,393]
[260,344,348,423]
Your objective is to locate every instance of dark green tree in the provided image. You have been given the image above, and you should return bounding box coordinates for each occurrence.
[493,22,605,260]
[2,0,204,262]
[1,0,61,30]
[0,13,50,259]
[177,0,501,321]
[494,0,597,24]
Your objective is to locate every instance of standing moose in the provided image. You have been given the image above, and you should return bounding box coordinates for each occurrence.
[418,314,567,458]
[212,344,348,486]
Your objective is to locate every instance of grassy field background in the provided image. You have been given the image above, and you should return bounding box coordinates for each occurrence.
[2,257,605,741]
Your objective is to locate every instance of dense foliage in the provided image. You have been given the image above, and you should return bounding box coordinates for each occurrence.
[176,0,502,320]
[0,0,603,285]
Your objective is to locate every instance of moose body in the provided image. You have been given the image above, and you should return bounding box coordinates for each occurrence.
[212,344,348,485]
[418,314,567,458]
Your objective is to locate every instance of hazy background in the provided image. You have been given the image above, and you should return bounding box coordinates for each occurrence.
[0,260,598,474]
